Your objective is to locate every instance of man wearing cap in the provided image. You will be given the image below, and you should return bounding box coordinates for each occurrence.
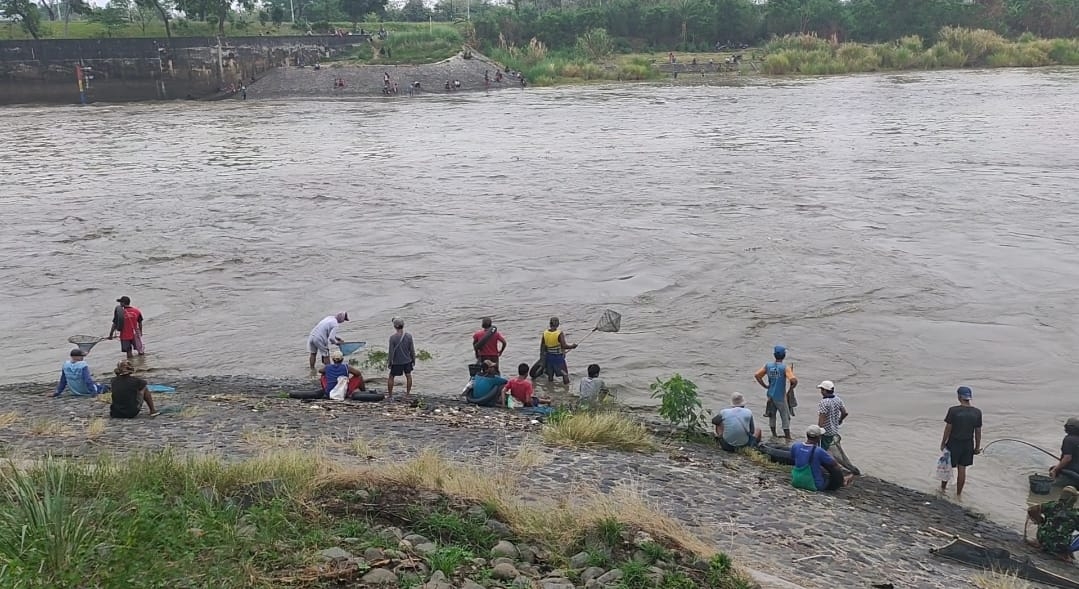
[816,380,861,476]
[108,296,144,359]
[791,425,848,491]
[473,317,507,374]
[1049,417,1079,483]
[713,392,762,452]
[754,345,798,440]
[109,360,160,418]
[318,350,366,398]
[387,317,416,400]
[53,349,109,397]
[940,385,983,496]
[466,360,508,407]
[307,312,349,369]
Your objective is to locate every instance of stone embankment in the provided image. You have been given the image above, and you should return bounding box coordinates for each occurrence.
[247,51,522,99]
[2,375,1076,589]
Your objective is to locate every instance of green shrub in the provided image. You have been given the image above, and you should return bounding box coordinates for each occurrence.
[650,374,708,434]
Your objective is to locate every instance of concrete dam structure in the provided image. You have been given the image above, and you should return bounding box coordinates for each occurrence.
[0,35,359,104]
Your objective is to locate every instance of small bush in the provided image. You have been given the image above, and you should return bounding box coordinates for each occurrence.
[650,375,708,434]
[542,411,653,451]
[427,546,473,577]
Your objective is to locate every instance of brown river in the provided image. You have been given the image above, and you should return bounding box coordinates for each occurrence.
[2,68,1078,529]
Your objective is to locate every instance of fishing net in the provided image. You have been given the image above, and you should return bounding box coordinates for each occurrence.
[594,309,622,333]
[67,335,105,354]
[338,342,367,356]
[932,537,1079,588]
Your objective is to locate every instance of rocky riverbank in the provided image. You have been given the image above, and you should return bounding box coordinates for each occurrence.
[246,52,522,99]
[2,375,1077,588]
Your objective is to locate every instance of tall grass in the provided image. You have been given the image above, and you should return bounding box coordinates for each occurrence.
[379,27,464,63]
[762,27,1079,75]
[542,411,654,452]
[487,46,657,86]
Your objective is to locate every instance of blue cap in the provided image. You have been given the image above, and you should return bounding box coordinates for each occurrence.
[957,386,973,399]
[773,345,787,358]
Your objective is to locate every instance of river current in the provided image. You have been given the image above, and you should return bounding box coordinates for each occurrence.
[3,68,1079,528]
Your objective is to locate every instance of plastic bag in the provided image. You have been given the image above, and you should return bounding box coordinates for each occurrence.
[506,395,522,409]
[329,376,348,401]
[935,450,953,482]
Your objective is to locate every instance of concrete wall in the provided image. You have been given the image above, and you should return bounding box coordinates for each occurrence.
[0,35,361,104]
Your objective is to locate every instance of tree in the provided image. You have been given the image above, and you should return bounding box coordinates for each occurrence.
[1,0,44,38]
[176,0,254,34]
[135,0,173,40]
[575,27,613,59]
[93,0,131,35]
[399,0,428,22]
[341,0,386,27]
[270,3,284,24]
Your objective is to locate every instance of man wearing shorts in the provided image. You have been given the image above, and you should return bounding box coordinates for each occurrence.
[307,312,348,369]
[108,296,144,359]
[754,345,798,441]
[387,317,415,400]
[940,385,983,497]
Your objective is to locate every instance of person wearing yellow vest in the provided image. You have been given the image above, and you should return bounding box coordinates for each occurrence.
[541,317,577,385]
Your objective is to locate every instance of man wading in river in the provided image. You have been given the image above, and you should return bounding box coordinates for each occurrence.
[755,345,798,441]
[940,385,983,497]
[473,317,506,374]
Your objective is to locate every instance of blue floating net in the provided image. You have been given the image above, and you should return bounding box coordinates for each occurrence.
[339,342,367,356]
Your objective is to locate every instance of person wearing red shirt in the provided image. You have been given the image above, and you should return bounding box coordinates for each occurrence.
[505,363,550,407]
[472,317,507,373]
[108,296,144,359]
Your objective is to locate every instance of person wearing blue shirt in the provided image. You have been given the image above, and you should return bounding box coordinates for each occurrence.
[791,425,849,491]
[467,360,508,407]
[754,345,798,440]
[54,349,108,397]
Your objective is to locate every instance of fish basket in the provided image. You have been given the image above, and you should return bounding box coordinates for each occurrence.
[1029,473,1053,495]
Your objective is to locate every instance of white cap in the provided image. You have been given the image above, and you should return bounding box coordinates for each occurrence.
[806,424,826,438]
[817,380,834,392]
[730,392,745,406]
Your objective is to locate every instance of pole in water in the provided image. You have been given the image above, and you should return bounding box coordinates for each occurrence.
[982,438,1060,461]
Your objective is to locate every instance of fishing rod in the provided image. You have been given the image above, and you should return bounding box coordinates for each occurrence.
[982,438,1060,461]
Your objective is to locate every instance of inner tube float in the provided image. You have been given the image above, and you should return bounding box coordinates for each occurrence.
[349,392,386,403]
[466,387,501,407]
[529,358,545,379]
[757,442,794,465]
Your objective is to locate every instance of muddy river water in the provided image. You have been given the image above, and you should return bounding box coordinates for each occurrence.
[3,67,1079,529]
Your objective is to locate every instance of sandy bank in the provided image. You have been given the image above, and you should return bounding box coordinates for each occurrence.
[3,376,1077,589]
[246,51,523,99]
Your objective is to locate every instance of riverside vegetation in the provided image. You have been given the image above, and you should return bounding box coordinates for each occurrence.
[0,449,753,588]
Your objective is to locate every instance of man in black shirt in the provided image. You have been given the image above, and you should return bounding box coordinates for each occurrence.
[1050,417,1079,482]
[109,361,160,419]
[940,385,982,497]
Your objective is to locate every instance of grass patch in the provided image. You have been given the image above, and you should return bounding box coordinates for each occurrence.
[735,446,782,470]
[241,426,295,448]
[543,411,654,452]
[0,412,18,428]
[0,449,752,587]
[28,418,68,436]
[973,570,1035,589]
[85,418,107,438]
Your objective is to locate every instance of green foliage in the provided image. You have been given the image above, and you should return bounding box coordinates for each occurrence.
[426,546,473,577]
[408,508,495,552]
[0,0,43,39]
[597,517,624,547]
[639,541,672,563]
[705,553,734,587]
[576,27,614,61]
[649,374,707,435]
[661,571,698,589]
[359,347,435,372]
[619,560,652,589]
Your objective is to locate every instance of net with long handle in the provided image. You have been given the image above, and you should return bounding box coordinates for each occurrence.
[594,309,622,333]
[67,335,106,354]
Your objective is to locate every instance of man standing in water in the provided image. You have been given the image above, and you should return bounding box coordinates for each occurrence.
[108,296,144,359]
[307,312,348,369]
[541,317,577,385]
[754,345,798,440]
[473,317,506,373]
[940,385,983,497]
[387,317,415,401]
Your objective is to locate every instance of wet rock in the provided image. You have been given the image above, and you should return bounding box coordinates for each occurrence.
[364,547,386,561]
[541,578,575,589]
[584,579,601,589]
[596,569,623,585]
[471,557,488,568]
[569,551,591,568]
[466,505,488,520]
[461,579,486,589]
[633,531,654,547]
[382,526,405,540]
[517,544,536,564]
[342,537,361,544]
[404,534,430,545]
[491,557,516,567]
[492,562,519,580]
[424,570,453,589]
[415,542,439,556]
[581,567,606,583]
[491,540,519,559]
[399,539,415,551]
[361,568,400,585]
[319,547,354,562]
[631,550,649,564]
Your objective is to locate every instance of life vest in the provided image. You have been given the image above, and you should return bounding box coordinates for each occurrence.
[543,329,563,355]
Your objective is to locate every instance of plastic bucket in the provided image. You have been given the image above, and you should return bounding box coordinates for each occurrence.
[1030,473,1053,495]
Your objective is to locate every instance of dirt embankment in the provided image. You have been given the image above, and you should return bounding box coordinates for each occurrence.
[246,51,525,99]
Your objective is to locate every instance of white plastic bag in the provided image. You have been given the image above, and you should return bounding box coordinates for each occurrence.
[935,450,953,482]
[329,376,348,401]
[506,395,522,409]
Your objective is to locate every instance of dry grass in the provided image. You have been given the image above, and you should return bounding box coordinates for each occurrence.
[973,570,1035,589]
[85,418,107,439]
[28,418,69,436]
[542,412,654,452]
[0,412,18,428]
[736,446,783,470]
[240,427,296,449]
[177,406,202,419]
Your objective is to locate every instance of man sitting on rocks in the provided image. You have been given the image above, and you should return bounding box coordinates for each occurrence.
[466,360,508,407]
[318,350,365,398]
[713,392,762,452]
[110,360,160,418]
[53,349,109,397]
[791,425,851,492]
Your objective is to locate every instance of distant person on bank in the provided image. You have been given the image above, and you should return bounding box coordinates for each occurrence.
[318,350,366,398]
[387,317,416,401]
[473,317,507,373]
[108,295,144,359]
[754,345,798,441]
[110,360,160,418]
[940,385,983,497]
[541,317,577,385]
[307,312,348,369]
[54,349,109,397]
[713,392,762,452]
